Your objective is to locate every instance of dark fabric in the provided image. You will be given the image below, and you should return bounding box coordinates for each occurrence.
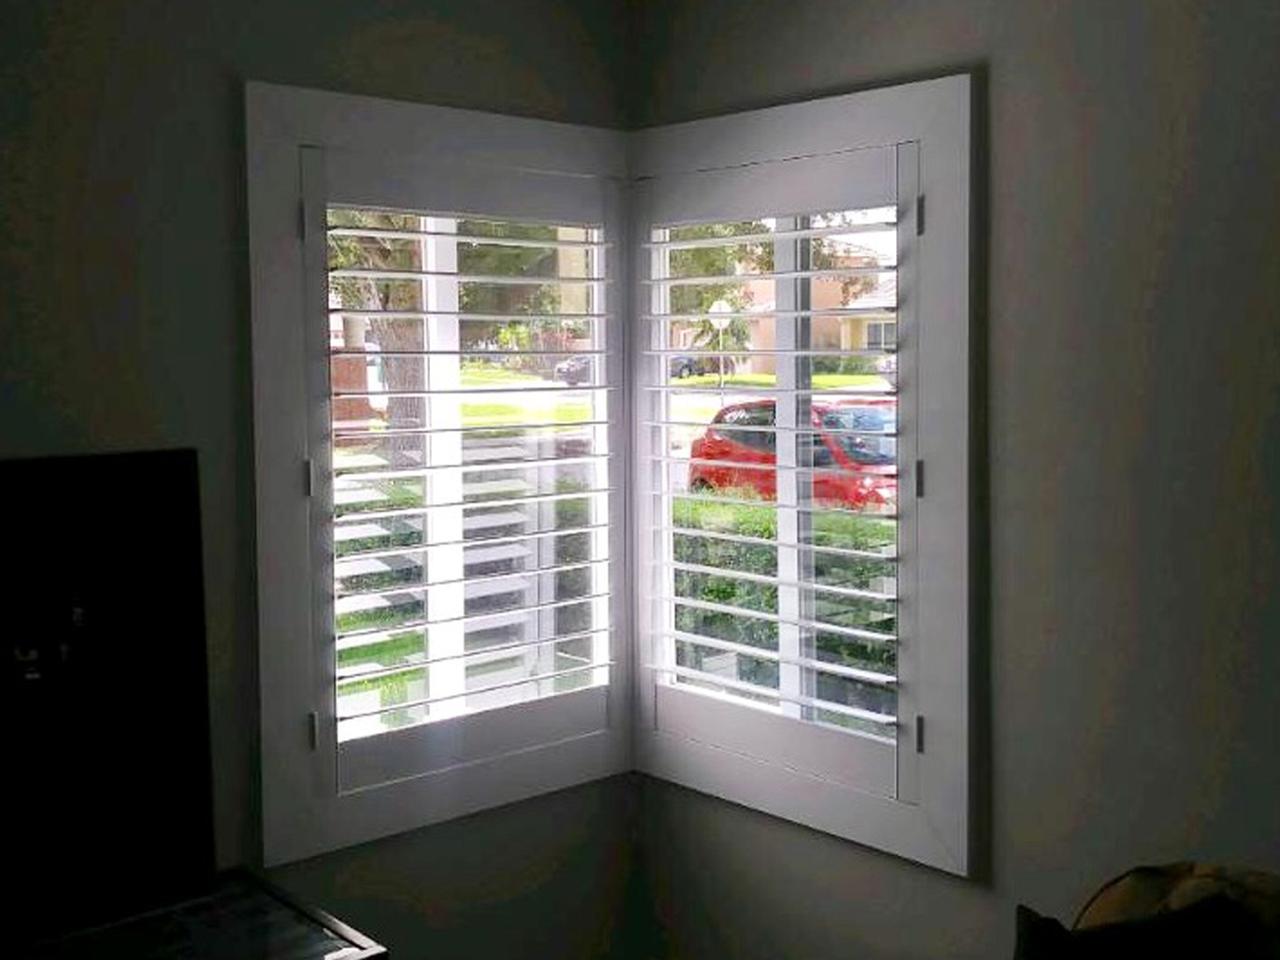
[1014,895,1271,960]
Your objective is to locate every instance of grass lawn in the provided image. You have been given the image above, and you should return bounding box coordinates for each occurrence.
[664,373,892,432]
[455,364,596,427]
[338,630,425,669]
[672,490,896,552]
[460,400,593,427]
[457,366,891,393]
[678,372,890,390]
[459,365,548,386]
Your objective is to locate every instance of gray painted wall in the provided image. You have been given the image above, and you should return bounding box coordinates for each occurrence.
[270,774,648,960]
[5,2,1279,958]
[628,2,1280,958]
[0,0,625,873]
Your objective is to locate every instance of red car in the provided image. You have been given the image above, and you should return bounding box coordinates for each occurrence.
[687,399,896,510]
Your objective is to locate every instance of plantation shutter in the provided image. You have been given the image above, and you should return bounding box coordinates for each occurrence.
[250,77,967,869]
[327,210,611,735]
[636,143,922,800]
[631,78,970,875]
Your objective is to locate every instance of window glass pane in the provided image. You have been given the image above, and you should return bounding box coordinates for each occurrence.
[675,640,779,691]
[332,317,602,354]
[814,630,897,676]
[665,219,778,243]
[675,569,776,616]
[328,207,610,742]
[651,207,901,750]
[674,603,777,650]
[672,532,777,577]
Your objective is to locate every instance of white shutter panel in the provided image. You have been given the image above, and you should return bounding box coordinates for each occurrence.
[249,76,966,869]
[631,76,970,874]
[640,197,911,796]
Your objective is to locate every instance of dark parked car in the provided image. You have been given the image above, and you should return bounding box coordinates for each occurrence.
[554,355,593,385]
[669,355,721,378]
[687,399,896,510]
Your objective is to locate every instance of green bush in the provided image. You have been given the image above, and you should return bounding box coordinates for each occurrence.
[815,632,896,674]
[672,493,776,540]
[811,354,878,376]
[669,488,899,698]
[338,566,420,593]
[673,532,776,576]
[554,484,595,635]
[336,529,421,557]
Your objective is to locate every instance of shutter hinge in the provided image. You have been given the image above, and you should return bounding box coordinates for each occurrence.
[915,459,925,498]
[916,194,925,236]
[915,714,925,753]
[303,458,315,497]
[308,711,319,751]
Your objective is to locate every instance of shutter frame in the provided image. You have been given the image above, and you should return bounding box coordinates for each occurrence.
[630,75,971,876]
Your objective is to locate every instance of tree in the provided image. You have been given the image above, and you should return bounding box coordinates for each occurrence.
[660,216,883,360]
[328,210,569,348]
[808,211,883,304]
[665,221,771,356]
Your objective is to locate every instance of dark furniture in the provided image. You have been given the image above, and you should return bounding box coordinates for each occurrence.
[3,450,385,958]
[23,871,385,960]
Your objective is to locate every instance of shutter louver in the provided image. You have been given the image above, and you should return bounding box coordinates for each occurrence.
[326,209,612,742]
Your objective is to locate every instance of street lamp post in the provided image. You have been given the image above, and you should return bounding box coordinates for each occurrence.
[708,301,732,393]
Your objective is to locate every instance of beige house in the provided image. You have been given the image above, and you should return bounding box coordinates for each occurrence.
[669,264,896,376]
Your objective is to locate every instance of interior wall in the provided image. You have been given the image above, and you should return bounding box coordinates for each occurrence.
[6,3,1280,958]
[626,2,1280,958]
[0,0,625,871]
[270,774,652,960]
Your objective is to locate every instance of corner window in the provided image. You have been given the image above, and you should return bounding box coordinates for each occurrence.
[248,75,971,872]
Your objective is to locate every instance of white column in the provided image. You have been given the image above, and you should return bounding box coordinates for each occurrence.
[774,218,806,718]
[587,228,610,686]
[423,217,467,719]
[651,228,675,683]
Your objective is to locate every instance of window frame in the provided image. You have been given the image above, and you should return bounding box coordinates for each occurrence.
[247,83,631,867]
[630,75,971,875]
[866,319,897,350]
[248,76,972,873]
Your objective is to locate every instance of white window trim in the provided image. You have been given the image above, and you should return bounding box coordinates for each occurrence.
[247,76,971,874]
[246,83,631,866]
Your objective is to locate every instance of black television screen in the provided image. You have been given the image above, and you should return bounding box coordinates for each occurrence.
[2,449,214,945]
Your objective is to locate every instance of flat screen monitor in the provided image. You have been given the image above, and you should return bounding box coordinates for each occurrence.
[2,449,214,945]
